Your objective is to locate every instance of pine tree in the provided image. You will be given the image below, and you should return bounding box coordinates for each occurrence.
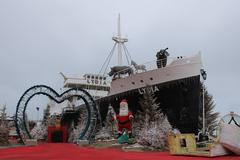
[68,107,88,143]
[199,84,219,135]
[0,105,9,145]
[42,104,50,126]
[136,86,172,149]
[104,105,117,137]
[30,123,47,140]
[95,105,117,140]
[0,105,7,127]
[138,87,164,124]
[31,104,50,140]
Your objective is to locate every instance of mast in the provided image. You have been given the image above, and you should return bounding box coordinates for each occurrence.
[117,14,122,66]
[112,14,128,66]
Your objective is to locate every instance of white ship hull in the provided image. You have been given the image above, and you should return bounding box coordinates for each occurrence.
[109,53,202,96]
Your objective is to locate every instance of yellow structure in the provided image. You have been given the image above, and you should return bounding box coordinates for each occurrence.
[168,133,197,154]
[168,133,229,157]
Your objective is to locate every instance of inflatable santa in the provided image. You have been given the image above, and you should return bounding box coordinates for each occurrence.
[116,99,133,137]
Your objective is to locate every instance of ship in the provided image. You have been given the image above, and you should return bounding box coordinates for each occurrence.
[63,15,205,134]
[61,73,110,100]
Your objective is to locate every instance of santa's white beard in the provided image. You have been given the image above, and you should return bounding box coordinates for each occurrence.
[119,108,128,116]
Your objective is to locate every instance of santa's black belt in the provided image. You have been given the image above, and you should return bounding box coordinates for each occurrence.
[118,120,130,125]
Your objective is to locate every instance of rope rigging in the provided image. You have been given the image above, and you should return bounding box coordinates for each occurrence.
[98,43,117,76]
[98,42,132,77]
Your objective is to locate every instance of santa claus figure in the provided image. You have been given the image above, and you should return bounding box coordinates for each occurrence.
[116,99,134,137]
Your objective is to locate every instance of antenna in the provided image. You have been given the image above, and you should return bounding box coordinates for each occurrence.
[112,14,128,66]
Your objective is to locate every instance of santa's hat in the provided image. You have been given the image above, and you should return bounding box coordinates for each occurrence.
[120,99,128,105]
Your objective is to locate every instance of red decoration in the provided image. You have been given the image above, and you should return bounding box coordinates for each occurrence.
[47,126,68,143]
[116,111,133,134]
[116,99,134,134]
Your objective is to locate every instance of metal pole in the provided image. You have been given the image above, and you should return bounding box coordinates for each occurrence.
[117,14,122,66]
[36,107,39,122]
[37,110,39,122]
[112,14,128,66]
[202,84,205,134]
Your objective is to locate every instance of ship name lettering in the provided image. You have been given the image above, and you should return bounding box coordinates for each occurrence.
[87,79,107,85]
[138,86,159,94]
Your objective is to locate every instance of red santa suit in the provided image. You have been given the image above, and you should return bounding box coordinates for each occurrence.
[116,99,133,134]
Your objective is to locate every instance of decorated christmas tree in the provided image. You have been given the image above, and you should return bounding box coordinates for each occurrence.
[31,104,50,140]
[135,86,172,149]
[30,122,47,140]
[95,105,117,140]
[68,106,89,143]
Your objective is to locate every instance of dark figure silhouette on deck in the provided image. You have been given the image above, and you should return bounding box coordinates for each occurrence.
[108,66,133,78]
[156,48,169,68]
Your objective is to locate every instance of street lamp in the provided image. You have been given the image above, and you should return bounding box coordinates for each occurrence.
[200,69,207,80]
[36,107,40,122]
[200,69,207,135]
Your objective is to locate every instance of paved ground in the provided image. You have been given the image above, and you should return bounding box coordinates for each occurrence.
[0,143,239,160]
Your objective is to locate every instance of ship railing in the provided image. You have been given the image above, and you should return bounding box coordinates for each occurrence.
[139,56,190,72]
[109,56,180,78]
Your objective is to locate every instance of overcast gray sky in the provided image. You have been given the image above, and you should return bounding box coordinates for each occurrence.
[0,0,240,119]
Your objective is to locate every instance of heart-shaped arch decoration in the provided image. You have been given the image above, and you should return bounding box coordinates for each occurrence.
[15,85,100,144]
